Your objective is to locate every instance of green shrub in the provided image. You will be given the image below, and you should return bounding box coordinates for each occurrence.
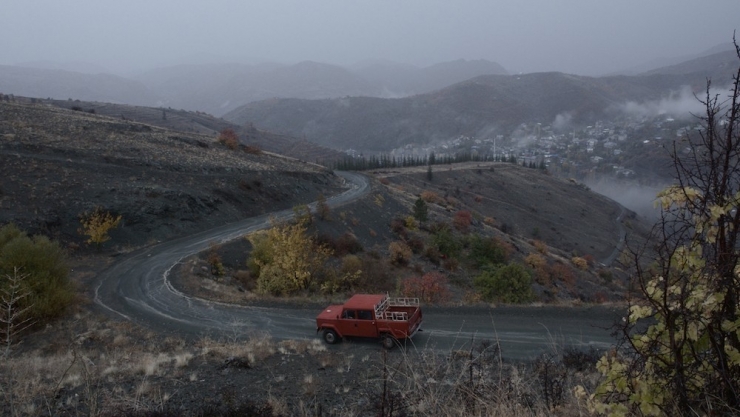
[473,263,534,304]
[431,226,461,259]
[469,235,510,268]
[0,224,73,324]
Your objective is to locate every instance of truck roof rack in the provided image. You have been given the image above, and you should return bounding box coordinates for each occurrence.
[388,297,419,307]
[373,296,419,321]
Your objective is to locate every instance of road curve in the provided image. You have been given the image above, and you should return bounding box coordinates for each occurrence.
[94,171,370,337]
[94,170,621,360]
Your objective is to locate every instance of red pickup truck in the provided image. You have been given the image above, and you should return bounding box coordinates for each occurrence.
[316,294,423,349]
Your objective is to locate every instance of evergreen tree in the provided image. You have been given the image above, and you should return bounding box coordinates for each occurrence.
[413,198,429,222]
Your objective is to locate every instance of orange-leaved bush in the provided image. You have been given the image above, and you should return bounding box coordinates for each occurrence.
[401,272,451,303]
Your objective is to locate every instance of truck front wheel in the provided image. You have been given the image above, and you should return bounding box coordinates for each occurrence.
[381,334,397,350]
[322,329,339,344]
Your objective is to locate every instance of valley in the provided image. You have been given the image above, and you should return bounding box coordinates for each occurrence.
[1,33,739,416]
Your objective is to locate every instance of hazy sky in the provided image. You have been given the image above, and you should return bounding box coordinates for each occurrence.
[1,0,738,75]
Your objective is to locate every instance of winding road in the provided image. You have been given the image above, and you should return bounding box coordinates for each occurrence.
[94,171,622,360]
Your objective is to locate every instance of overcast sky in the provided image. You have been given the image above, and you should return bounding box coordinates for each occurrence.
[1,0,738,76]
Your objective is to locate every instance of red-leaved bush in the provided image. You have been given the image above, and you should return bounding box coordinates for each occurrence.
[453,210,473,233]
[401,272,451,303]
[218,128,239,150]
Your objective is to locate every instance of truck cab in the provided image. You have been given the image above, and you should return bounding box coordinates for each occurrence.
[316,294,422,349]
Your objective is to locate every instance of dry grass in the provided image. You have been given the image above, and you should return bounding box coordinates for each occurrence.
[2,309,604,416]
[196,332,275,365]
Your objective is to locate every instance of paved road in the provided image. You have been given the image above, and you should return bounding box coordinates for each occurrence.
[94,170,622,360]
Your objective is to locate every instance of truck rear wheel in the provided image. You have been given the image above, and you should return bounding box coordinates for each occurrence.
[381,334,397,350]
[322,329,339,344]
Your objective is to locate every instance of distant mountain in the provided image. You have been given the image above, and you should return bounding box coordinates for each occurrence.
[0,65,160,106]
[609,42,736,76]
[135,61,381,116]
[223,71,694,151]
[640,49,738,80]
[14,60,113,75]
[0,57,509,118]
[351,58,508,96]
[224,48,739,152]
[133,58,509,116]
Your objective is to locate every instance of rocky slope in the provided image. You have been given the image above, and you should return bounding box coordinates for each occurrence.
[42,97,345,164]
[0,100,344,250]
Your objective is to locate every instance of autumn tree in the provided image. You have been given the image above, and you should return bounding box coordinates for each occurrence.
[452,210,473,233]
[401,272,451,303]
[79,207,122,250]
[389,241,412,266]
[247,220,331,295]
[588,39,740,415]
[217,128,239,150]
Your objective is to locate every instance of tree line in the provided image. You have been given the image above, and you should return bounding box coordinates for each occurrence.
[328,151,523,171]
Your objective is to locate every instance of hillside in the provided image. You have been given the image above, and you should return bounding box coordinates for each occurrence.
[222,71,697,151]
[191,162,650,306]
[0,100,345,249]
[40,97,345,164]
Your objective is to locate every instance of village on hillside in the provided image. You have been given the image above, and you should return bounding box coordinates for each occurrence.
[357,114,704,185]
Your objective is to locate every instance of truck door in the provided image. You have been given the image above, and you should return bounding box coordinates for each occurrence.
[355,309,378,338]
[336,309,356,336]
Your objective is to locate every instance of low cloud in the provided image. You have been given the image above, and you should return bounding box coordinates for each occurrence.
[552,112,574,131]
[614,85,731,119]
[586,179,667,221]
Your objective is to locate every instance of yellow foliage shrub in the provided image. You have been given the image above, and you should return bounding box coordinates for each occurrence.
[571,256,588,270]
[79,206,122,248]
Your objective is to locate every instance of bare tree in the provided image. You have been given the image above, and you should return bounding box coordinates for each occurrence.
[1,268,34,417]
[592,36,740,415]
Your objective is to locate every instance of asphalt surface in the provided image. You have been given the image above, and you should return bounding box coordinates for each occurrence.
[94,171,623,360]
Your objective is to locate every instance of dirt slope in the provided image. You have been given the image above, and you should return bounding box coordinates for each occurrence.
[0,100,344,250]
